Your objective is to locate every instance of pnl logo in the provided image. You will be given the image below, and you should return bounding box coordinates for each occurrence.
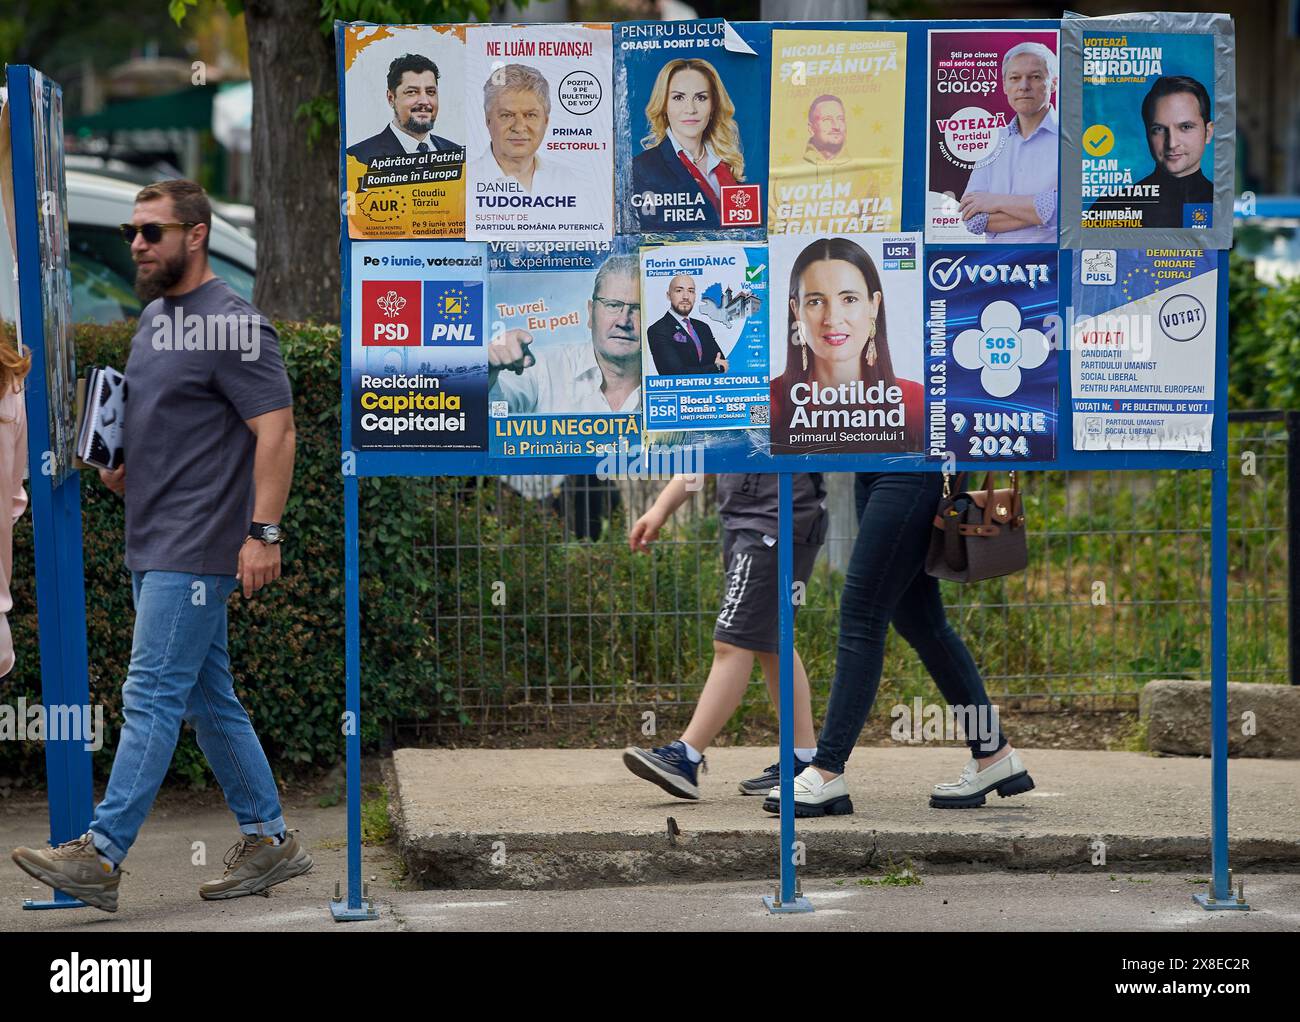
[1184,204,1212,229]
[361,280,420,345]
[423,281,481,346]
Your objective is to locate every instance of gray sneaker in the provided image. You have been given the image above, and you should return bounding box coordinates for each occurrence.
[11,832,121,912]
[199,832,314,900]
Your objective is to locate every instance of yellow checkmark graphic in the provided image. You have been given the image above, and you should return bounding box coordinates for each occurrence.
[1083,124,1114,157]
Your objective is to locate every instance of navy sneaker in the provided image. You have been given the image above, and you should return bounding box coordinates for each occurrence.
[622,741,705,799]
[738,763,780,796]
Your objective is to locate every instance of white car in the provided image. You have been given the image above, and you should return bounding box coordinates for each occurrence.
[2,168,257,325]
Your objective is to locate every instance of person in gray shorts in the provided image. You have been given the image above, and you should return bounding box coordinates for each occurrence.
[623,472,828,800]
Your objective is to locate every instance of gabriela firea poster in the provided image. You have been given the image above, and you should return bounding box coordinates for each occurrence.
[464,24,614,242]
[768,29,906,236]
[768,232,924,455]
[342,24,468,239]
[616,20,770,234]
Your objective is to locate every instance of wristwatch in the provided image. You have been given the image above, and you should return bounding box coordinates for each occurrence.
[249,521,284,545]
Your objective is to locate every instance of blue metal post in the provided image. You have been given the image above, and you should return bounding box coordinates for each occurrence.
[330,472,376,920]
[764,472,812,913]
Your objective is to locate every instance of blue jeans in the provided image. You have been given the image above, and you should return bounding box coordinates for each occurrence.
[89,571,285,863]
[812,473,1007,775]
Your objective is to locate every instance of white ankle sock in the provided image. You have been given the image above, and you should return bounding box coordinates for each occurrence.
[795,747,816,763]
[680,740,703,763]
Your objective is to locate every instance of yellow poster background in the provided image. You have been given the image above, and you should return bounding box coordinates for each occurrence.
[768,30,906,235]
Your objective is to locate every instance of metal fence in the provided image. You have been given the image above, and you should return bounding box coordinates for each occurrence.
[388,413,1292,741]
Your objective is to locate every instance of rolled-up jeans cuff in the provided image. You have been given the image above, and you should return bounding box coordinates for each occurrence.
[240,816,287,838]
[89,829,127,866]
[810,757,843,777]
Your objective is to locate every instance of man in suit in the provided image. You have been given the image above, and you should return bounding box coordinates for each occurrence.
[346,53,458,165]
[648,275,728,376]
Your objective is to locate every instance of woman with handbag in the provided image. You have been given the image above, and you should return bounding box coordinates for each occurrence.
[762,470,1035,817]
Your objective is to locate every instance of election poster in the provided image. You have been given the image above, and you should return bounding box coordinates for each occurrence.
[639,242,769,432]
[926,29,1060,245]
[464,24,614,242]
[342,25,468,240]
[488,243,642,459]
[924,249,1058,462]
[768,233,923,455]
[349,242,488,450]
[768,30,906,236]
[1071,248,1216,450]
[615,20,770,234]
[1079,31,1216,231]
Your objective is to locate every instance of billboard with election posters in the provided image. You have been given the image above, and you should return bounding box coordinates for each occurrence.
[923,248,1058,463]
[639,242,769,432]
[615,20,770,235]
[1071,248,1216,451]
[487,242,642,459]
[464,24,614,242]
[925,29,1060,245]
[343,24,468,240]
[349,241,488,450]
[768,232,923,455]
[768,29,907,236]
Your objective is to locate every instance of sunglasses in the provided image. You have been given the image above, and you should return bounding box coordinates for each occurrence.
[119,221,197,244]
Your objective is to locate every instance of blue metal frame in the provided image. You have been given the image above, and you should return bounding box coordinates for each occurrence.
[7,64,95,911]
[331,20,1238,918]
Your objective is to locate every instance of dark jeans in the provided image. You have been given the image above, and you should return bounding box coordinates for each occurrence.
[812,473,1007,775]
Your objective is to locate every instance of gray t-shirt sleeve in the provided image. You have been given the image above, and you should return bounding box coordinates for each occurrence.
[211,319,293,420]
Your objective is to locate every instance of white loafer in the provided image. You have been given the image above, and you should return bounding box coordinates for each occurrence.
[761,765,854,818]
[930,749,1034,808]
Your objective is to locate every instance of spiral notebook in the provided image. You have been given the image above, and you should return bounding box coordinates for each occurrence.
[75,366,126,471]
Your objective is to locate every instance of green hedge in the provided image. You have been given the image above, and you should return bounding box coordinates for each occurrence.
[0,321,468,788]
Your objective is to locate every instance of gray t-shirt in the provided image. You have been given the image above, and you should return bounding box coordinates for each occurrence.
[715,473,828,545]
[123,277,293,575]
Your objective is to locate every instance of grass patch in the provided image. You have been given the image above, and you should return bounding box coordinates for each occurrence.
[361,783,393,846]
[857,856,922,887]
[1108,717,1150,753]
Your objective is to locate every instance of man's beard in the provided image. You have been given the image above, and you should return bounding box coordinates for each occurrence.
[813,137,844,158]
[402,111,434,134]
[134,250,187,302]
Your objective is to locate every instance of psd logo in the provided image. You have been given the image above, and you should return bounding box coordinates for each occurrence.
[361,280,420,345]
[720,184,761,227]
[423,281,481,345]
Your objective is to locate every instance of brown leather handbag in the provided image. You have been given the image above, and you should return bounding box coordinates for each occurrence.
[925,471,1027,583]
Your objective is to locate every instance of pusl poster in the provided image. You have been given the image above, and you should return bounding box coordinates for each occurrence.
[342,25,468,240]
[768,233,924,455]
[1071,248,1216,450]
[616,20,770,234]
[349,242,488,450]
[639,242,769,432]
[926,29,1060,245]
[768,30,906,236]
[488,243,641,459]
[464,24,614,242]
[924,249,1059,462]
[1080,31,1217,231]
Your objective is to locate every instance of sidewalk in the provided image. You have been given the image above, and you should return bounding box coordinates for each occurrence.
[391,747,1300,889]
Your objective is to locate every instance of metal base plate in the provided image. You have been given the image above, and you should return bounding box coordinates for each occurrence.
[1192,892,1250,911]
[763,894,814,914]
[329,897,378,921]
[22,895,87,910]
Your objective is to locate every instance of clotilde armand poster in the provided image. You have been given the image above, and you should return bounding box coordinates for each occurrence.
[639,243,769,431]
[1071,248,1215,450]
[924,249,1059,462]
[616,20,769,234]
[464,24,614,242]
[768,30,906,236]
[926,29,1059,245]
[343,25,467,239]
[1081,31,1216,230]
[768,233,923,454]
[349,242,487,450]
[488,243,641,458]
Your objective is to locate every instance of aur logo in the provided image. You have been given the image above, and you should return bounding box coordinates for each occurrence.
[361,280,420,346]
[357,189,407,223]
[423,281,481,345]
